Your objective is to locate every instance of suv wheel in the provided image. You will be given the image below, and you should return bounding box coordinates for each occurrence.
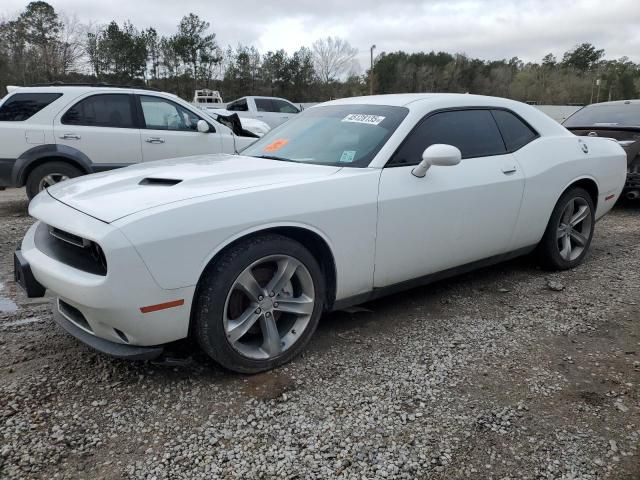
[26,162,83,200]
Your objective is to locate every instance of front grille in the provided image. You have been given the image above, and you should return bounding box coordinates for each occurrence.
[34,223,107,276]
[58,299,93,332]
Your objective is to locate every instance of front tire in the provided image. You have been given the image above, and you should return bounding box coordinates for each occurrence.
[26,161,83,200]
[194,234,325,374]
[538,187,595,270]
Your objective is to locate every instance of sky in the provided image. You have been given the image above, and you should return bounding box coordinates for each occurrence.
[3,0,640,71]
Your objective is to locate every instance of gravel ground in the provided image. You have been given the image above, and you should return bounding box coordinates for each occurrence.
[0,187,638,480]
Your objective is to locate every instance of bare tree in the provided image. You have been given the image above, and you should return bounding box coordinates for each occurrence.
[312,36,357,83]
[56,13,86,75]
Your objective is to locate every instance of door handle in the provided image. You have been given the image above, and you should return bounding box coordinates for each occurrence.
[145,137,165,144]
[60,133,80,140]
[501,166,517,175]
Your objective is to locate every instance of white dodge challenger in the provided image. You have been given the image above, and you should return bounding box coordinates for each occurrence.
[14,94,626,373]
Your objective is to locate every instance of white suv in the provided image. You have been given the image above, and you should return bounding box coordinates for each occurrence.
[0,84,262,199]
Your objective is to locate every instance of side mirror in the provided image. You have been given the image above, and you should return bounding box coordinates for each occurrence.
[411,144,462,178]
[197,120,210,133]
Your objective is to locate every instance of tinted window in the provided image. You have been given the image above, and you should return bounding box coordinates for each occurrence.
[255,98,274,112]
[0,93,62,121]
[491,109,537,151]
[140,96,202,131]
[227,99,248,112]
[242,105,409,167]
[390,109,506,166]
[563,103,640,127]
[272,99,299,114]
[62,94,135,128]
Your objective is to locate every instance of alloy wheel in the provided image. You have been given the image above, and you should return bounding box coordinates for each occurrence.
[38,173,70,191]
[223,254,315,360]
[556,197,592,262]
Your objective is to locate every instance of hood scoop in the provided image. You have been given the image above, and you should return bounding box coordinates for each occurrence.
[139,178,182,186]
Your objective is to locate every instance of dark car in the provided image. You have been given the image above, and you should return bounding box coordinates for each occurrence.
[563,100,640,200]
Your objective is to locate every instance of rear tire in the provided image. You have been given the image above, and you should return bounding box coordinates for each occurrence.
[26,161,83,200]
[537,187,595,270]
[194,234,325,374]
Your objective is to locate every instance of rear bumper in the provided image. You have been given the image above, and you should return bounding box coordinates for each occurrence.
[54,305,164,360]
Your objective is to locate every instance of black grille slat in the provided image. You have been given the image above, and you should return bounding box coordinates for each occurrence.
[49,226,89,248]
[58,299,92,332]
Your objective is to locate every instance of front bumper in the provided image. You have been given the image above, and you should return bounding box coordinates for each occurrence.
[14,249,46,298]
[54,304,163,360]
[18,193,196,353]
[0,158,15,187]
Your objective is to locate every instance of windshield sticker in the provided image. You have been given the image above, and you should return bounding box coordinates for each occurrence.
[339,151,356,163]
[342,114,386,126]
[264,138,289,153]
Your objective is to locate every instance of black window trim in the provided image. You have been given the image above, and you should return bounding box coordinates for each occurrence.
[134,94,215,133]
[385,106,540,168]
[61,93,139,129]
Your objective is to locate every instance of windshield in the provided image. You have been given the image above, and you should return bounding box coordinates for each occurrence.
[241,104,409,167]
[564,103,640,127]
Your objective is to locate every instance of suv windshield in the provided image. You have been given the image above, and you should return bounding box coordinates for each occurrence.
[241,105,409,167]
[563,103,640,127]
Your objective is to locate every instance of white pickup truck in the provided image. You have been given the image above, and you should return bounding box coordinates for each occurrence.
[209,96,301,128]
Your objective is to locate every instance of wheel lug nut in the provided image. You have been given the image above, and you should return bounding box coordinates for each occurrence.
[274,302,279,307]
[269,292,275,297]
[266,312,271,317]
[258,295,264,301]
[255,308,261,314]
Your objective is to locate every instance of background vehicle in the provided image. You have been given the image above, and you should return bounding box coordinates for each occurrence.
[0,84,260,199]
[15,94,626,373]
[201,107,271,137]
[563,99,640,200]
[210,96,301,128]
[192,89,223,105]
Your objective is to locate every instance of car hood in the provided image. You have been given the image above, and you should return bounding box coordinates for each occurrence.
[46,154,341,223]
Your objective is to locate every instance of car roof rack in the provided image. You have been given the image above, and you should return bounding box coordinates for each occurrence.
[27,81,160,91]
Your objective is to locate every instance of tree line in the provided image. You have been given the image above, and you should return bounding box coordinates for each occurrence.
[1,1,639,105]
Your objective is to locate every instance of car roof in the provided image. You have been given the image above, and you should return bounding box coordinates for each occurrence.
[586,99,640,107]
[321,93,568,137]
[7,85,166,96]
[323,93,528,109]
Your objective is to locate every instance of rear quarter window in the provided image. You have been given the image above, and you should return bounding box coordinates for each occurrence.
[0,93,62,121]
[491,109,538,151]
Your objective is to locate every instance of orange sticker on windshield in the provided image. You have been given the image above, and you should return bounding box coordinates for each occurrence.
[264,138,289,152]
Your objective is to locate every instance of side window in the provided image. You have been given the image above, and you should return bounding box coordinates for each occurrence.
[390,109,506,166]
[491,109,538,151]
[140,96,202,131]
[272,99,299,114]
[0,93,62,121]
[227,99,248,112]
[254,98,274,112]
[62,94,135,128]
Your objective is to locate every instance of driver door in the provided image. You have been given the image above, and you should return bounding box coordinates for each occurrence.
[374,109,525,287]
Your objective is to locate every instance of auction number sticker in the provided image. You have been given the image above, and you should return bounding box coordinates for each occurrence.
[342,114,386,125]
[264,138,289,153]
